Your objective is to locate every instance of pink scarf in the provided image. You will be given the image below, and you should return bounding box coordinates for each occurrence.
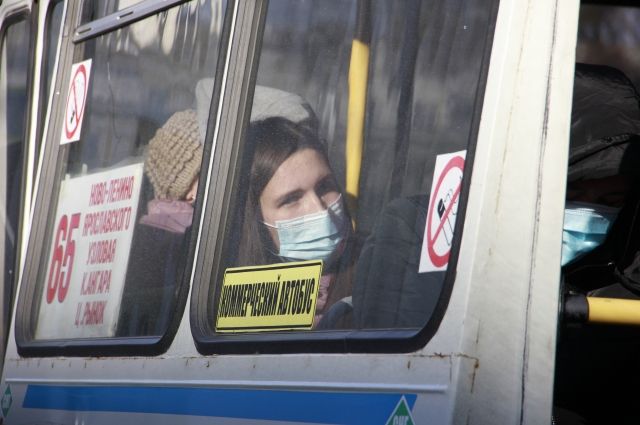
[139,199,194,234]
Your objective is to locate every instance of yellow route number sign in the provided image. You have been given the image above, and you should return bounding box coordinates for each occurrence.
[215,260,323,332]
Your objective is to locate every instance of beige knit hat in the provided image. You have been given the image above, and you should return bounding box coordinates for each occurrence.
[145,109,203,200]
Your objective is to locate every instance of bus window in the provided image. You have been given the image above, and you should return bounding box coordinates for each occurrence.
[193,0,497,352]
[0,17,31,348]
[16,0,227,354]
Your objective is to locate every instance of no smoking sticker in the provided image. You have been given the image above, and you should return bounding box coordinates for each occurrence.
[419,150,466,273]
[61,59,92,144]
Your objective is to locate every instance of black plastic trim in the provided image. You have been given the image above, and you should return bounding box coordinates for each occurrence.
[563,294,589,324]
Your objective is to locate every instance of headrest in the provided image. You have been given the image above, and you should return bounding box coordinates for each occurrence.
[195,78,318,143]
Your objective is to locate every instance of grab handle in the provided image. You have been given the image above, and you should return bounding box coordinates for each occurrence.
[563,294,640,326]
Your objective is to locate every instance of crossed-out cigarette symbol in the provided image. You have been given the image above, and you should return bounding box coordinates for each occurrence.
[437,189,457,246]
[425,155,465,268]
[65,63,88,140]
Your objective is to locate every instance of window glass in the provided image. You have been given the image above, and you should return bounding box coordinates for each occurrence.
[202,0,495,339]
[0,18,31,341]
[30,0,226,341]
[577,5,640,91]
[36,1,64,163]
[43,1,64,112]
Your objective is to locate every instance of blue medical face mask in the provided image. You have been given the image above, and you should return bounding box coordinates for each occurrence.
[561,201,620,266]
[263,195,348,265]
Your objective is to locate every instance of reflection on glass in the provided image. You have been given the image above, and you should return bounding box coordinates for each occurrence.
[36,1,65,164]
[43,1,64,112]
[577,5,640,91]
[33,1,226,340]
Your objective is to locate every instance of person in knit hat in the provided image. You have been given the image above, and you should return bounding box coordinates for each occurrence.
[140,82,318,233]
[145,109,202,203]
[140,109,203,233]
[120,109,204,335]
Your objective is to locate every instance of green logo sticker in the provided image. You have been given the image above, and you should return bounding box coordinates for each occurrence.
[385,396,415,425]
[1,385,12,417]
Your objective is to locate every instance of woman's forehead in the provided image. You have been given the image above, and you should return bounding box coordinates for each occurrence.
[264,149,331,197]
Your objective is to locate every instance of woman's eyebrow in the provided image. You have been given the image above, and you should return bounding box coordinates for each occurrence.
[315,172,335,187]
[276,189,304,206]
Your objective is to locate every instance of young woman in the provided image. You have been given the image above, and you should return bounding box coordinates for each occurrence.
[235,117,356,328]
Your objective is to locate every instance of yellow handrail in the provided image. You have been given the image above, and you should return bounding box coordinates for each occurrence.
[587,296,640,326]
[345,0,371,226]
[345,40,369,220]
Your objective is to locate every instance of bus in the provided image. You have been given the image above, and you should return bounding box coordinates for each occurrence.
[1,0,639,423]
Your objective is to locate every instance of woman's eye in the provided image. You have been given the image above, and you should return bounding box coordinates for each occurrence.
[317,178,337,196]
[279,192,301,207]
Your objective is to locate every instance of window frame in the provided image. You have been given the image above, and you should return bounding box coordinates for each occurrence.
[0,1,38,356]
[32,0,66,177]
[189,0,501,355]
[73,0,189,43]
[14,0,235,357]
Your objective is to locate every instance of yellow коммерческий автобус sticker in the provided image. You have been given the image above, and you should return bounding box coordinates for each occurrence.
[215,260,322,332]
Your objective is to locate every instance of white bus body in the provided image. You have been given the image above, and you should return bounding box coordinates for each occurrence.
[1,0,626,423]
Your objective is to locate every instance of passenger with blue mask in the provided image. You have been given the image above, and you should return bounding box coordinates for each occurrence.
[560,64,640,296]
[555,64,640,425]
[561,143,634,268]
[195,80,356,328]
[561,192,623,266]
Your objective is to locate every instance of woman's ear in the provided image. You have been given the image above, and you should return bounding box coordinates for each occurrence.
[185,178,199,205]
